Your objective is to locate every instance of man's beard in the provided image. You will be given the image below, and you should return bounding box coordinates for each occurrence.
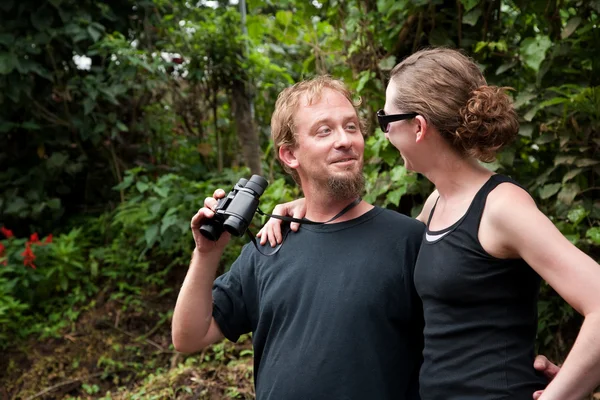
[326,170,365,199]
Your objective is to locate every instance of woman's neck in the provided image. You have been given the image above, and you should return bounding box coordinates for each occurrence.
[424,155,493,200]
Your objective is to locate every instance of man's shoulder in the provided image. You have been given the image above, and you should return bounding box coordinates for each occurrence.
[374,207,425,234]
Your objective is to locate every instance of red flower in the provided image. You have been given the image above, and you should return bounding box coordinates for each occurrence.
[45,234,53,244]
[21,244,36,269]
[29,233,40,243]
[0,243,6,266]
[0,227,14,238]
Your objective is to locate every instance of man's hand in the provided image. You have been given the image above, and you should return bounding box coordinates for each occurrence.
[190,189,230,253]
[533,355,561,399]
[256,198,307,247]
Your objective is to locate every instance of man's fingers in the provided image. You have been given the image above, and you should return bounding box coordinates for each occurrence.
[213,188,226,199]
[204,196,218,210]
[191,207,214,227]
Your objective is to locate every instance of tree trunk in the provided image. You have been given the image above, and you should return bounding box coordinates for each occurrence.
[230,80,262,175]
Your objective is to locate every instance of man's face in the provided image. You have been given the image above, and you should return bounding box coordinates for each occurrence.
[288,88,365,198]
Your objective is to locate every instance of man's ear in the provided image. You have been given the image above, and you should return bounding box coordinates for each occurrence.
[415,115,428,143]
[279,145,299,169]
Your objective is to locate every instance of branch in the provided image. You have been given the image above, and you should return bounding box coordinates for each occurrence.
[386,14,417,58]
[456,0,463,48]
[31,100,72,128]
[412,12,424,53]
[25,372,104,400]
[482,0,496,41]
[110,323,174,353]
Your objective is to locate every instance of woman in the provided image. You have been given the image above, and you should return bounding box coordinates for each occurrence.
[258,48,600,399]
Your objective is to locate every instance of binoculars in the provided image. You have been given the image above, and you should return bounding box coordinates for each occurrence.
[199,175,269,241]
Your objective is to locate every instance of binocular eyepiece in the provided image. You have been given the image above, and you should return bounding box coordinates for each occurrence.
[199,175,269,241]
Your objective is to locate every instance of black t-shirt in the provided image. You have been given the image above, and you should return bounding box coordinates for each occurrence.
[414,175,546,399]
[212,207,424,400]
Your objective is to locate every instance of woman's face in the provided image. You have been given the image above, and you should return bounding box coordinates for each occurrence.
[383,79,420,171]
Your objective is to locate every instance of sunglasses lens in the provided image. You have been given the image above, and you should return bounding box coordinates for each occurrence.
[377,110,387,133]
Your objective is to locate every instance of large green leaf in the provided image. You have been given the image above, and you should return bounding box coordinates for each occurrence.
[586,227,600,245]
[4,197,27,214]
[0,34,15,46]
[460,0,479,12]
[386,187,407,207]
[539,183,561,199]
[520,35,552,72]
[561,17,582,39]
[144,224,159,247]
[0,53,17,75]
[356,71,374,94]
[87,25,103,42]
[557,183,580,205]
[567,206,588,225]
[275,10,293,27]
[47,153,69,169]
[462,8,482,26]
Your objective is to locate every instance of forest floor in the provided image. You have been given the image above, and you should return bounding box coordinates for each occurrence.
[0,287,255,400]
[3,281,599,400]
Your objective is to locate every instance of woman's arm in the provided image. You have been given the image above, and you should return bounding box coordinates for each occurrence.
[489,184,600,400]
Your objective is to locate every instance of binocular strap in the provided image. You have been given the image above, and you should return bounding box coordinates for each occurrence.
[247,197,362,257]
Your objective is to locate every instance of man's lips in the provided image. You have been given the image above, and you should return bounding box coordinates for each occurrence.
[330,157,358,164]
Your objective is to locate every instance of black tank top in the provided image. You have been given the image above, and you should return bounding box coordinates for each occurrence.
[414,174,546,399]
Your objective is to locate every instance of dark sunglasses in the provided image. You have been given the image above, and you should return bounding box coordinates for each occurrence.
[376,109,418,133]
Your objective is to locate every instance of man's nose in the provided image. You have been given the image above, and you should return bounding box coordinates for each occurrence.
[334,128,352,148]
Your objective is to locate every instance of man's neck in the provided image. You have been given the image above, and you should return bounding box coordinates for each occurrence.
[303,191,371,223]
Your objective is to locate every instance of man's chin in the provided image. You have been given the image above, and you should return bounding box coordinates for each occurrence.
[326,172,365,199]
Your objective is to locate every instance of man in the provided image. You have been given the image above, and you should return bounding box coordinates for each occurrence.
[172,76,425,399]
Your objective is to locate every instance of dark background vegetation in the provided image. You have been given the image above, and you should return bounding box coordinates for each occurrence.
[0,0,598,398]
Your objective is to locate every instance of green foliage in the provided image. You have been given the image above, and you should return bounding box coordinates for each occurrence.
[363,134,423,208]
[0,0,142,233]
[0,229,96,344]
[0,165,300,349]
[1,0,599,396]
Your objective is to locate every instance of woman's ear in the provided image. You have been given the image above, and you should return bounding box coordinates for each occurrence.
[279,145,299,169]
[415,115,428,143]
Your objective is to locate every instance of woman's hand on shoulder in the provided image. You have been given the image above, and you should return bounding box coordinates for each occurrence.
[256,198,307,247]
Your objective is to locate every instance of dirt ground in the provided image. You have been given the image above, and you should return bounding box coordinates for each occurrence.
[0,294,254,400]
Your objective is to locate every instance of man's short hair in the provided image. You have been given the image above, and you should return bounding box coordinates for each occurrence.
[270,76,366,185]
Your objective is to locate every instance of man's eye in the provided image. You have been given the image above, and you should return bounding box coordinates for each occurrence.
[346,124,357,131]
[317,127,331,135]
